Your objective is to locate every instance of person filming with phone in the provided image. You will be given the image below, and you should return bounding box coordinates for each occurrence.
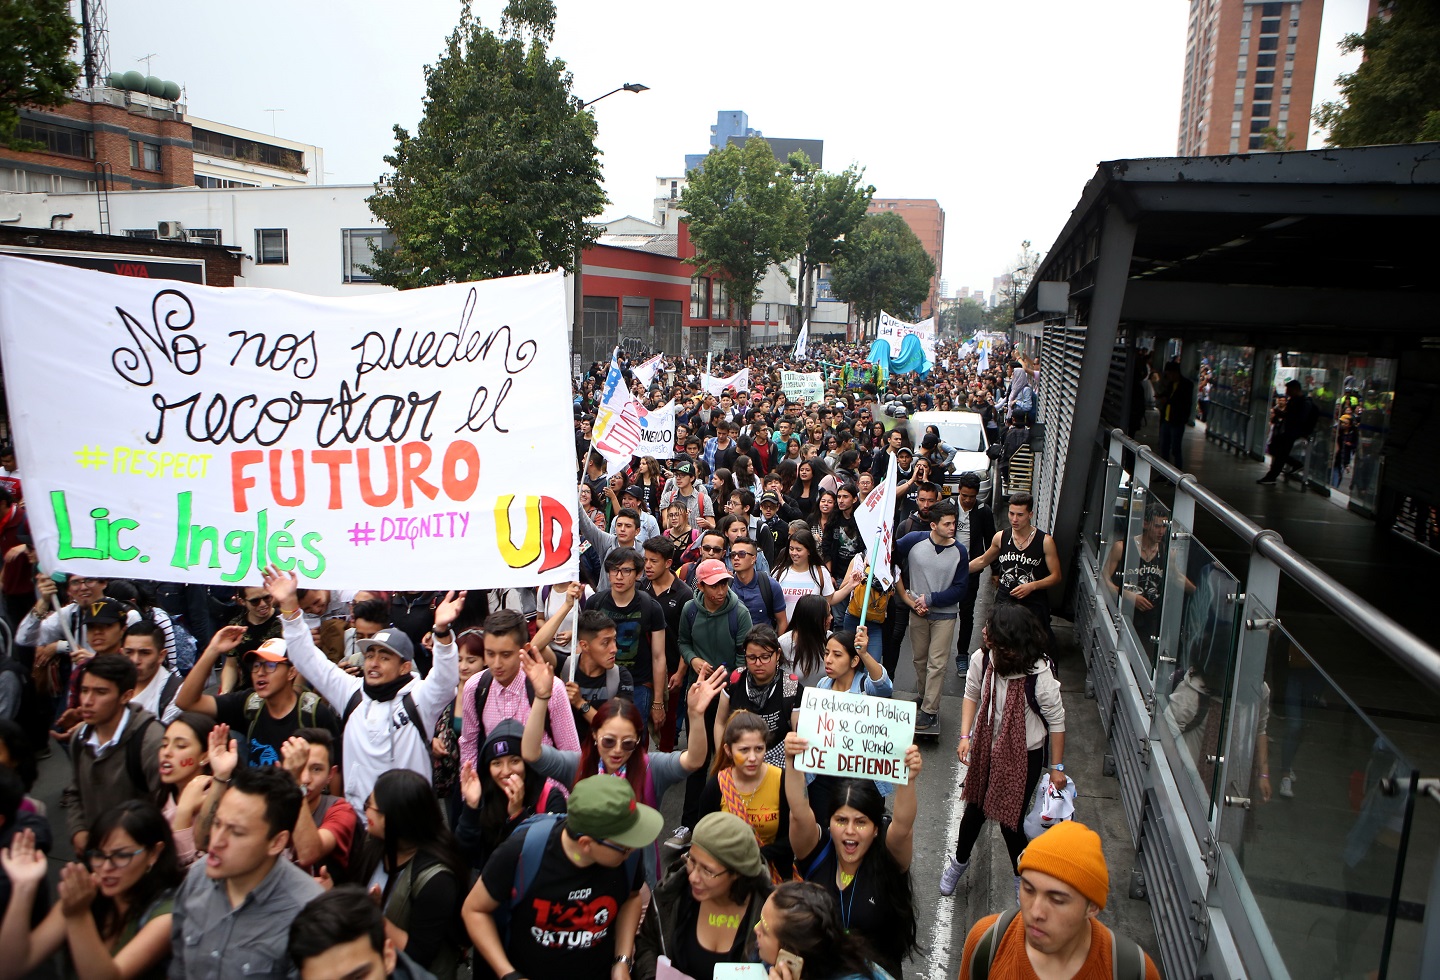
[753,881,896,980]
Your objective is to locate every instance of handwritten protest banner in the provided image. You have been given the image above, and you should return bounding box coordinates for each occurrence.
[0,256,578,589]
[780,370,825,405]
[795,686,915,785]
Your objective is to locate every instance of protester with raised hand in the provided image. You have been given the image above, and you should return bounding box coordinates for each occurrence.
[0,803,180,980]
[517,643,727,886]
[260,564,463,818]
[782,734,921,979]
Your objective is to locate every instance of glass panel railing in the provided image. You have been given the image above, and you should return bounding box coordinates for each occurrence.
[1114,487,1171,671]
[1229,606,1417,980]
[1155,535,1241,828]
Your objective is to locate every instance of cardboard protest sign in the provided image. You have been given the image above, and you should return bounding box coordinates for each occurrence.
[795,686,915,785]
[780,370,825,405]
[0,256,578,589]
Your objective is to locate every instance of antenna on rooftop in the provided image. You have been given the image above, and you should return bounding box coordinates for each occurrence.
[137,53,158,75]
[264,109,285,135]
[79,0,111,89]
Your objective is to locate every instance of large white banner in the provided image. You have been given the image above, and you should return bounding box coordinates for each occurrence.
[876,310,937,362]
[0,257,578,589]
[780,371,824,405]
[700,368,749,397]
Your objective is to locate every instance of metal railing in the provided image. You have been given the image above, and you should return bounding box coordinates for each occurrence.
[1074,427,1440,979]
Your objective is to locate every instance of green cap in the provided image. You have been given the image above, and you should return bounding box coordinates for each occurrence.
[567,775,663,849]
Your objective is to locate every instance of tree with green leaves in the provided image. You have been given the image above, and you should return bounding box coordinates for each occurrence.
[1314,0,1440,146]
[366,0,605,288]
[827,211,935,337]
[940,299,985,337]
[0,0,80,144]
[789,152,873,334]
[681,137,805,352]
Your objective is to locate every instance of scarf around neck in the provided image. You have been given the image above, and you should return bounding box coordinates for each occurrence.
[962,663,1031,830]
[364,675,411,703]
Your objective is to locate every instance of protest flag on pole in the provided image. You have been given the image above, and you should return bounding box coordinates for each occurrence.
[855,449,898,616]
[793,320,809,361]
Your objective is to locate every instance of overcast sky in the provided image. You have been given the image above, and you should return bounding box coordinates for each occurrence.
[102,0,1368,294]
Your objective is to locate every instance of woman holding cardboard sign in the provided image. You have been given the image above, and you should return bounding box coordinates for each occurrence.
[782,732,921,979]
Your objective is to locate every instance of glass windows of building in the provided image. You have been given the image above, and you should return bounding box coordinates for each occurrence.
[15,119,92,159]
[192,128,306,173]
[188,228,223,245]
[1257,52,1277,67]
[255,228,289,265]
[194,175,258,189]
[582,296,618,363]
[129,140,161,171]
[689,274,708,319]
[341,228,395,283]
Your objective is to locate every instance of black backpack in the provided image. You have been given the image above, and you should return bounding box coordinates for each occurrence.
[979,648,1060,730]
[73,712,159,798]
[0,659,51,752]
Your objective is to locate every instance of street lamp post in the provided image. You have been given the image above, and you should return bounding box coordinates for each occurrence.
[582,82,649,108]
[573,83,650,362]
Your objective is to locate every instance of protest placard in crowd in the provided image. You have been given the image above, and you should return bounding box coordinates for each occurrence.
[795,686,915,785]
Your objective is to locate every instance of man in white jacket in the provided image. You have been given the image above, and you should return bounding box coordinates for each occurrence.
[260,565,462,819]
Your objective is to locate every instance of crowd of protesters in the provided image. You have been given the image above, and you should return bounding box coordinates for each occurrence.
[0,336,1154,980]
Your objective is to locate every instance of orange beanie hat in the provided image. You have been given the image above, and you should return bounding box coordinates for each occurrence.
[1017,821,1109,909]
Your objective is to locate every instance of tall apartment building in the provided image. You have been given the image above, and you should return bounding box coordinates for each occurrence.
[866,198,945,319]
[1177,0,1324,155]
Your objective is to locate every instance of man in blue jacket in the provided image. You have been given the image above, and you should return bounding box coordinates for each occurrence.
[895,499,969,735]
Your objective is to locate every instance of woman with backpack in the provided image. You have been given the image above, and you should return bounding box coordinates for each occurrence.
[454,720,566,870]
[782,737,923,980]
[940,604,1066,900]
[354,769,468,980]
[516,646,729,887]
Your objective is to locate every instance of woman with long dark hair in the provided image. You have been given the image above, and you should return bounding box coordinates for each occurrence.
[789,459,828,518]
[941,604,1065,899]
[779,595,830,684]
[518,646,728,886]
[806,490,838,545]
[752,881,893,980]
[782,739,922,980]
[455,719,567,869]
[157,711,215,868]
[711,469,738,516]
[634,812,774,980]
[0,801,182,980]
[356,770,468,980]
[773,459,798,497]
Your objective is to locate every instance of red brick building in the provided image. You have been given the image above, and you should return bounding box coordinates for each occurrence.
[2,91,192,195]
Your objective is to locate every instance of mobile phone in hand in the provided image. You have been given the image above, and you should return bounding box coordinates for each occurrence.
[776,950,804,980]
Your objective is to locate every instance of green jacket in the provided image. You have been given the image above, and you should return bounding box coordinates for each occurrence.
[678,590,752,675]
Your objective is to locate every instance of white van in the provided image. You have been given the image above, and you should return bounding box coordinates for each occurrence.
[906,411,993,501]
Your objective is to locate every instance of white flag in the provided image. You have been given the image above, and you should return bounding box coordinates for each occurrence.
[632,353,665,389]
[978,346,989,372]
[636,400,677,460]
[593,352,644,477]
[793,321,809,360]
[856,451,898,589]
[700,368,750,397]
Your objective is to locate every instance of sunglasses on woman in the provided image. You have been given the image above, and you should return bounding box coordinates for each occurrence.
[598,735,639,753]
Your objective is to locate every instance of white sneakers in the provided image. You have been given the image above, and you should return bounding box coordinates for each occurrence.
[939,855,968,896]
